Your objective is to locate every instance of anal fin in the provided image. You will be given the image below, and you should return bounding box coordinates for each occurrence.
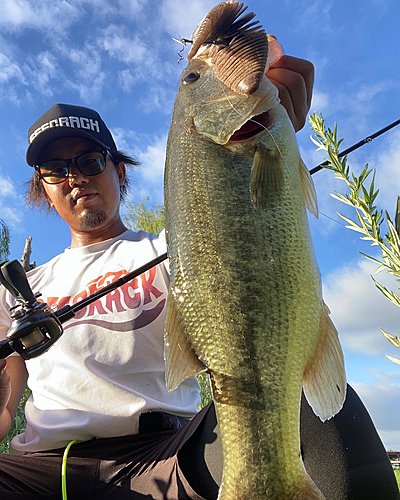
[164,294,207,392]
[303,302,346,421]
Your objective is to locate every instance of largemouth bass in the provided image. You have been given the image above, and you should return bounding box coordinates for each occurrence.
[164,2,346,498]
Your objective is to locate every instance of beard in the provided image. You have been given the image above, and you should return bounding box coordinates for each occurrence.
[79,209,108,229]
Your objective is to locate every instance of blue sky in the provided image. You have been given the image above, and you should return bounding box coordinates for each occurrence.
[1,0,400,449]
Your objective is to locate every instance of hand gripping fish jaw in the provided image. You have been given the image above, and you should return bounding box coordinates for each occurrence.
[0,254,167,360]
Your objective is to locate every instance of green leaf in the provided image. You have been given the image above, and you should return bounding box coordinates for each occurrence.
[380,328,400,348]
[386,354,400,365]
[337,213,366,234]
[330,193,354,206]
[0,219,10,261]
[372,277,400,307]
[123,197,165,234]
[309,112,400,357]
[309,135,325,150]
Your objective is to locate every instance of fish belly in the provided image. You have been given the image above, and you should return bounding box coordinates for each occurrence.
[165,129,325,499]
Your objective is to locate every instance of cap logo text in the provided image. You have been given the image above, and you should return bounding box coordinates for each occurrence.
[29,116,101,144]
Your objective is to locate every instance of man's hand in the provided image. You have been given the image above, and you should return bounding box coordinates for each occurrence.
[266,55,315,132]
[0,360,11,416]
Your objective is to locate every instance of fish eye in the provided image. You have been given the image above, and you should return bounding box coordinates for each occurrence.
[183,72,200,85]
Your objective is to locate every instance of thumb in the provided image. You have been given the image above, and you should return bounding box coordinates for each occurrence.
[266,34,285,69]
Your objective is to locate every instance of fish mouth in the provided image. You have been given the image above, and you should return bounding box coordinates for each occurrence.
[229,111,273,142]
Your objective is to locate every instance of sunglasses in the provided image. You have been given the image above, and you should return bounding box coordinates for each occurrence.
[34,150,116,185]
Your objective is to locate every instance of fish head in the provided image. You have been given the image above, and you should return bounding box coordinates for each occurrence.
[174,57,280,145]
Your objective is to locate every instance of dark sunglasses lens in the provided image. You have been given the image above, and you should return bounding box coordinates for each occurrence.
[76,152,106,176]
[39,161,69,184]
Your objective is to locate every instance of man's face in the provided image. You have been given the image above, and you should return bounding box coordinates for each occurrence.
[39,137,125,234]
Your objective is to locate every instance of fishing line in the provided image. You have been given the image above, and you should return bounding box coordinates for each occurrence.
[62,440,81,500]
[318,211,347,227]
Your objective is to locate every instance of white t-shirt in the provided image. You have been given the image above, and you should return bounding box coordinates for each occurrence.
[0,229,200,454]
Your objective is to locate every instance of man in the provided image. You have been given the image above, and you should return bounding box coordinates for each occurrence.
[0,56,398,499]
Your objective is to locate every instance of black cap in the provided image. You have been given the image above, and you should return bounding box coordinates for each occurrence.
[26,103,117,166]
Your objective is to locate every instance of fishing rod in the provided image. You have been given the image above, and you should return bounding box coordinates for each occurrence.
[309,118,400,176]
[1,119,398,360]
[0,253,168,360]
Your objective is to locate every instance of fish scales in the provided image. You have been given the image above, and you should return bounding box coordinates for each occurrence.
[166,103,323,499]
[164,3,345,498]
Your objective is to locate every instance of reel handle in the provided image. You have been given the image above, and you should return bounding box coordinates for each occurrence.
[0,260,37,306]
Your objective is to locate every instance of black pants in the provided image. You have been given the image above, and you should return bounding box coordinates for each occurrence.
[0,385,398,499]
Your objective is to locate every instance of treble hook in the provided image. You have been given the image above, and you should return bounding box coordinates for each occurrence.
[172,37,193,63]
[172,37,230,63]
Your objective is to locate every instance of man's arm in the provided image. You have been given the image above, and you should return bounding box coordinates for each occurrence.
[0,357,28,441]
[266,55,315,132]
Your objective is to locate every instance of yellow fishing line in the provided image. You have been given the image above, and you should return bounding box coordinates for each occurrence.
[61,440,81,500]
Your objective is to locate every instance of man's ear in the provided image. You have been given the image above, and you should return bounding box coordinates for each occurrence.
[42,185,54,208]
[117,162,126,186]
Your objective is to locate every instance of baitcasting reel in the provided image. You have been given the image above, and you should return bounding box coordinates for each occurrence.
[0,253,167,360]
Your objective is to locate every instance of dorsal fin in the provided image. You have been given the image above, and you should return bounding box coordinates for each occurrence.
[187,1,268,95]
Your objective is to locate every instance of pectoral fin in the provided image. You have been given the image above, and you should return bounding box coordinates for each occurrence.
[303,303,346,421]
[250,142,283,209]
[299,158,318,218]
[164,294,207,392]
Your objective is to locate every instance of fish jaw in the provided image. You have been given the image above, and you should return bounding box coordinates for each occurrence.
[172,58,279,146]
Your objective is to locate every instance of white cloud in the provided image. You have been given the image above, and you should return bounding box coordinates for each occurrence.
[110,128,166,205]
[372,129,400,207]
[100,25,148,64]
[308,78,399,142]
[159,0,216,38]
[0,1,184,105]
[353,379,400,450]
[369,0,393,18]
[0,0,81,35]
[46,41,110,102]
[115,0,147,18]
[310,90,329,113]
[0,170,24,231]
[299,0,335,34]
[26,51,60,97]
[137,84,176,115]
[137,135,167,184]
[323,258,400,356]
[110,127,140,153]
[68,72,107,103]
[0,174,17,198]
[357,81,396,102]
[0,52,26,85]
[0,0,35,26]
[118,69,138,92]
[0,204,24,229]
[63,45,102,80]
